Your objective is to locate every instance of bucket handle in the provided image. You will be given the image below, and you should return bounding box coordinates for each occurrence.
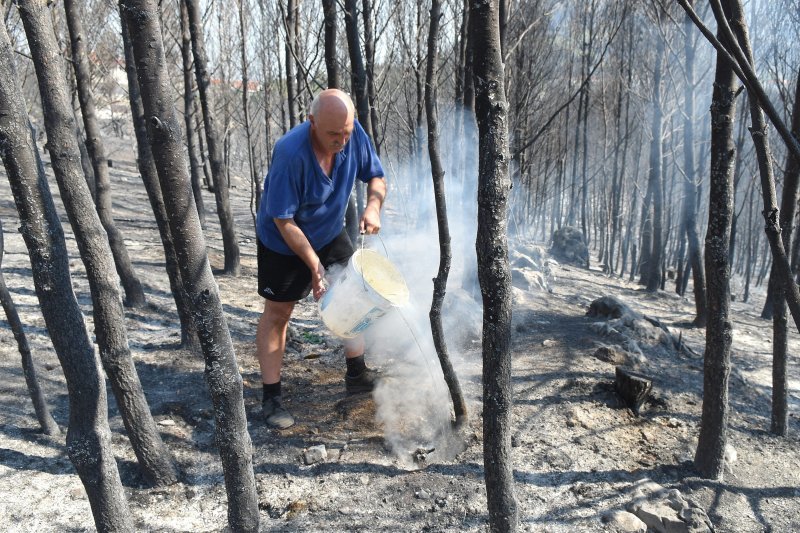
[358,231,390,259]
[357,232,391,292]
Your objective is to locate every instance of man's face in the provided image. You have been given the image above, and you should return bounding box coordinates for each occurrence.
[310,108,354,156]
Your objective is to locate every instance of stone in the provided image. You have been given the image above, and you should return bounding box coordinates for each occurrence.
[157,418,176,426]
[724,444,737,464]
[303,445,327,465]
[551,226,589,266]
[666,489,689,512]
[587,295,636,320]
[593,345,628,365]
[679,508,713,532]
[565,406,595,429]
[601,510,647,532]
[633,500,680,532]
[512,254,538,270]
[415,489,431,500]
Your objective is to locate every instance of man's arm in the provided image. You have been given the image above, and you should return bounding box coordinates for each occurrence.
[360,176,386,234]
[274,218,327,300]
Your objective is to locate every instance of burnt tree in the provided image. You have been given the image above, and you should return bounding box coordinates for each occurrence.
[679,0,707,327]
[184,0,241,276]
[693,0,738,480]
[767,70,800,436]
[425,0,467,426]
[121,6,200,352]
[344,0,372,239]
[179,0,206,228]
[718,0,800,437]
[472,0,519,530]
[0,218,59,436]
[18,0,177,487]
[63,0,147,309]
[322,0,339,88]
[120,0,259,529]
[0,17,132,529]
[645,21,665,293]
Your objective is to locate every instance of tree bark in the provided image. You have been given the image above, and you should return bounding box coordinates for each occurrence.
[0,17,133,530]
[184,0,241,276]
[362,0,380,151]
[344,0,372,139]
[64,0,147,308]
[344,0,373,233]
[283,0,298,127]
[472,0,518,530]
[0,218,59,435]
[18,0,178,488]
[646,32,665,292]
[694,0,738,480]
[768,69,800,435]
[681,1,707,327]
[425,0,467,426]
[237,0,259,229]
[717,0,800,436]
[121,4,200,352]
[120,1,259,529]
[179,0,206,228]
[63,0,147,309]
[322,0,339,88]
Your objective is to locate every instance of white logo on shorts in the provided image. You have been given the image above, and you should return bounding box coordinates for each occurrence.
[263,287,275,296]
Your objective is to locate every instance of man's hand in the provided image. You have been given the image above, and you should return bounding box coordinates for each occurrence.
[359,204,381,235]
[360,176,386,234]
[311,261,326,300]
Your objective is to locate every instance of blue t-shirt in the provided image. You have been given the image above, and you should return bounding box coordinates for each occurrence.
[256,120,384,255]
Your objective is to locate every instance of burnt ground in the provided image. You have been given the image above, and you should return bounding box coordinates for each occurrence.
[0,145,799,532]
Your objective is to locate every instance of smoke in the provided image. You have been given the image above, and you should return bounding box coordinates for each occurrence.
[344,105,483,465]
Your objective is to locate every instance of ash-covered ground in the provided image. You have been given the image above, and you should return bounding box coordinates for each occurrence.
[0,144,799,532]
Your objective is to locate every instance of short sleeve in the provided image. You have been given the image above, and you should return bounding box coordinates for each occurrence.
[265,154,302,219]
[356,121,385,183]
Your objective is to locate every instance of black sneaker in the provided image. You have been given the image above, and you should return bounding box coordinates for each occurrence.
[345,368,380,395]
[262,396,295,429]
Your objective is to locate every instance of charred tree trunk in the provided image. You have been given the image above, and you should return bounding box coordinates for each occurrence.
[179,0,205,228]
[425,0,467,426]
[120,1,258,529]
[717,0,800,436]
[646,33,665,292]
[322,0,339,88]
[184,0,241,276]
[344,0,372,236]
[472,1,518,530]
[63,0,146,309]
[238,0,258,228]
[0,17,132,530]
[344,0,372,139]
[0,219,59,435]
[121,7,200,352]
[283,0,298,127]
[682,1,707,327]
[768,69,800,435]
[694,0,738,479]
[19,0,178,487]
[362,0,380,151]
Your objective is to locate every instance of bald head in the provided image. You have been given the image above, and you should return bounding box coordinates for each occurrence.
[309,89,356,156]
[310,89,355,120]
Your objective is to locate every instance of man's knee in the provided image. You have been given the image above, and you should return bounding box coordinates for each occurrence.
[262,300,295,327]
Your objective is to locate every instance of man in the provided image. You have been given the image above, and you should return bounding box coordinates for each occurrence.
[255,89,386,429]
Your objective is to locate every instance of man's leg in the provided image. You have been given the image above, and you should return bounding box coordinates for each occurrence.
[343,335,379,394]
[344,336,364,359]
[257,299,296,428]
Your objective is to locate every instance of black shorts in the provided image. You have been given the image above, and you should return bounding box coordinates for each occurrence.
[257,229,355,302]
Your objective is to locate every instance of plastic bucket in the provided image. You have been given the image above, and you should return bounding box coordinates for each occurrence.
[319,248,409,338]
